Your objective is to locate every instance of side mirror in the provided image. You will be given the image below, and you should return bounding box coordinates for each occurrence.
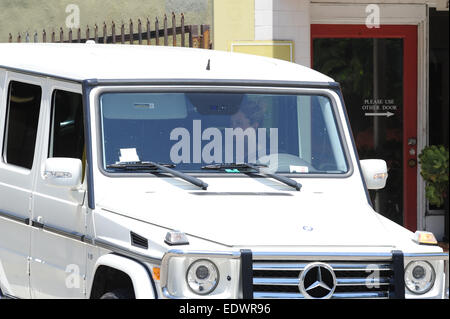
[44,158,82,189]
[360,159,388,190]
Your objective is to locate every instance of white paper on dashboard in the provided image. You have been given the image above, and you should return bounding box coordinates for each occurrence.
[119,148,140,163]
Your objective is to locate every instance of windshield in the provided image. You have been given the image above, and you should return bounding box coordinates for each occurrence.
[99,91,349,174]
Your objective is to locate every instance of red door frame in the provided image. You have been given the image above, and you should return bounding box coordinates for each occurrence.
[311,24,418,231]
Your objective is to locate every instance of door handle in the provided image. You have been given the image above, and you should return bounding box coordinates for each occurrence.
[408,137,417,146]
[408,159,417,167]
[407,137,417,168]
[32,216,44,228]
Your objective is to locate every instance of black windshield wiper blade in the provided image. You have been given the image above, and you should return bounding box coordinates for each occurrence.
[108,162,208,190]
[202,163,301,191]
[108,162,176,170]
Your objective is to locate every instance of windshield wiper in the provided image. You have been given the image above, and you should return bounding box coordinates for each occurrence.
[201,163,301,191]
[107,161,208,190]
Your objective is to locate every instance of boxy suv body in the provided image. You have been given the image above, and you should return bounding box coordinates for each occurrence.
[0,43,448,299]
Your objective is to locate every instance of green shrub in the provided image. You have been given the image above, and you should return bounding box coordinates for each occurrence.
[418,145,449,207]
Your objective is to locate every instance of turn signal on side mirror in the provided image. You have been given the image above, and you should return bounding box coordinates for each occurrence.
[360,159,388,190]
[373,172,388,180]
[44,158,82,188]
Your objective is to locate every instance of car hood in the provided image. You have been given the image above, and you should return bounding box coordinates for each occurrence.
[97,190,395,248]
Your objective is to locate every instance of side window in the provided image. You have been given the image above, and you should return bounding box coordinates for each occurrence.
[49,90,84,160]
[3,81,42,169]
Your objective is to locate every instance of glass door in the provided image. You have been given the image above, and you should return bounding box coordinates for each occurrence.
[312,25,418,230]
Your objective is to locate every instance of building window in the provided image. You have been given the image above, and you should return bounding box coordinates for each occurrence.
[429,8,449,148]
[3,81,42,169]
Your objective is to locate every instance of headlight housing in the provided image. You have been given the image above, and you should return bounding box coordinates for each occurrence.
[405,261,435,294]
[186,259,219,295]
[161,251,241,298]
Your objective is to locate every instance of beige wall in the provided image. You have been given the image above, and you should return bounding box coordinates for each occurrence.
[0,0,212,43]
[213,0,255,51]
[212,0,311,65]
[254,0,311,66]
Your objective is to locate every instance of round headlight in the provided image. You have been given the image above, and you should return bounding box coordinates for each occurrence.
[186,259,219,295]
[405,261,435,294]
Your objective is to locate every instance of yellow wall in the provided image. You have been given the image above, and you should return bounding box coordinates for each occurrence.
[230,40,294,62]
[213,0,254,51]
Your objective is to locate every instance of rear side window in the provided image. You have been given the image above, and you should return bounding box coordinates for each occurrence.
[49,90,84,160]
[3,81,42,169]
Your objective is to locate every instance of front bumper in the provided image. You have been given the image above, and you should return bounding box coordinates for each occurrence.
[160,249,449,299]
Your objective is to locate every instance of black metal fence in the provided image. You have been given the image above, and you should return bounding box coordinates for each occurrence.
[9,13,211,49]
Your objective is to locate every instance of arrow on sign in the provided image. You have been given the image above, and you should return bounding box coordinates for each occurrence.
[364,112,394,118]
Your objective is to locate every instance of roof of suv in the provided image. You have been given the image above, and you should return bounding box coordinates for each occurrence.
[0,43,334,84]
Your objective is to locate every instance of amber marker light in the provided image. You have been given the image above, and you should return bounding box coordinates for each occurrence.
[152,267,161,281]
[373,172,388,180]
[413,231,438,245]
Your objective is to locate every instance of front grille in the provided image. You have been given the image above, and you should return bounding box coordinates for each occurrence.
[252,259,394,299]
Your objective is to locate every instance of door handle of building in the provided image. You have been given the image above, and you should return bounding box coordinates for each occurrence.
[408,137,417,146]
[408,159,417,167]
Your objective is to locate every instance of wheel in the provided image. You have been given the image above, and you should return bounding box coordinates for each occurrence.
[100,289,134,299]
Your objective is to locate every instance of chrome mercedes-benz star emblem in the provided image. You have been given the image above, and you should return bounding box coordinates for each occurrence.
[299,262,336,299]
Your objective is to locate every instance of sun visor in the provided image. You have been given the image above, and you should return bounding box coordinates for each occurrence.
[100,93,187,120]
